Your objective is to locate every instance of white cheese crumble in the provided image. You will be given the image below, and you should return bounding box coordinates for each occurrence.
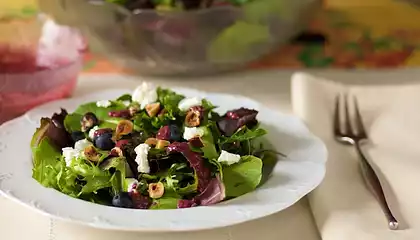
[217,150,241,165]
[62,147,80,167]
[134,143,151,173]
[74,139,93,152]
[96,100,112,108]
[132,82,158,110]
[88,126,99,140]
[178,97,202,111]
[183,127,205,140]
[122,100,131,107]
[125,178,139,192]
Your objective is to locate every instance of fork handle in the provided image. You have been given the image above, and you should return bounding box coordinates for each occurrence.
[354,142,399,230]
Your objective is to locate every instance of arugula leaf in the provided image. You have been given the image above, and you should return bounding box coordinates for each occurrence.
[156,87,185,113]
[220,127,267,144]
[164,163,198,195]
[133,110,177,134]
[201,99,217,112]
[222,155,263,197]
[64,101,127,132]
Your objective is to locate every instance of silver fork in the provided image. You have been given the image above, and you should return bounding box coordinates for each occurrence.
[334,94,399,230]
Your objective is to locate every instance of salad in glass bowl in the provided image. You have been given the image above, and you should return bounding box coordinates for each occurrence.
[31,83,277,210]
[39,0,320,76]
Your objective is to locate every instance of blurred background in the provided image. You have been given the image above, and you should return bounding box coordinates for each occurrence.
[1,0,420,123]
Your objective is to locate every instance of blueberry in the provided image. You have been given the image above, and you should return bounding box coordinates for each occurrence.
[112,192,134,208]
[92,128,113,142]
[71,131,85,142]
[94,132,115,150]
[169,125,181,141]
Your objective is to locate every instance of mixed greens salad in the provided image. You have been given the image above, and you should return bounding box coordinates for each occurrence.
[31,83,276,209]
[105,0,253,11]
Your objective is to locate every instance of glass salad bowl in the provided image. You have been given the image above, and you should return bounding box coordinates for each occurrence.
[0,13,84,124]
[39,0,321,76]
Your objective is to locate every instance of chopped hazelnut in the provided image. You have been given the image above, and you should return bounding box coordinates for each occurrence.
[185,106,204,127]
[129,106,139,116]
[110,147,124,157]
[145,138,158,146]
[148,182,164,199]
[81,112,99,132]
[145,103,161,117]
[83,145,100,162]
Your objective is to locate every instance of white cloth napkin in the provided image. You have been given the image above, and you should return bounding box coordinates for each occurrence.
[291,72,420,240]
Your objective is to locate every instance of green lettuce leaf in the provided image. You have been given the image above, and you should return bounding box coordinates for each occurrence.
[222,155,263,197]
[156,87,185,114]
[207,21,270,62]
[32,138,62,185]
[150,197,179,209]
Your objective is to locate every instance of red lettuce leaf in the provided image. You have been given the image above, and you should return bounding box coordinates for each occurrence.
[32,109,74,150]
[177,175,225,208]
[167,142,211,192]
[218,108,258,136]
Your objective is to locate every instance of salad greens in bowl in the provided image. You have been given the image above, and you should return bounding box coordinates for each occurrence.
[39,0,320,76]
[31,83,276,210]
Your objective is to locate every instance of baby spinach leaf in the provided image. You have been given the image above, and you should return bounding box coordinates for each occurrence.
[200,127,219,160]
[116,94,132,102]
[222,155,263,197]
[150,197,179,209]
[64,101,126,133]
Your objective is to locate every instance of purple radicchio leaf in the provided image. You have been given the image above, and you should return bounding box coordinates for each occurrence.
[32,109,74,150]
[167,142,211,192]
[177,199,197,209]
[194,175,225,206]
[130,191,152,209]
[177,175,225,209]
[217,108,259,136]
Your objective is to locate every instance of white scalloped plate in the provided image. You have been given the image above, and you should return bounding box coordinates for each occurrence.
[0,88,327,232]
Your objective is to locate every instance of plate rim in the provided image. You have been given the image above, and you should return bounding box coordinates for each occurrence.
[0,88,327,232]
